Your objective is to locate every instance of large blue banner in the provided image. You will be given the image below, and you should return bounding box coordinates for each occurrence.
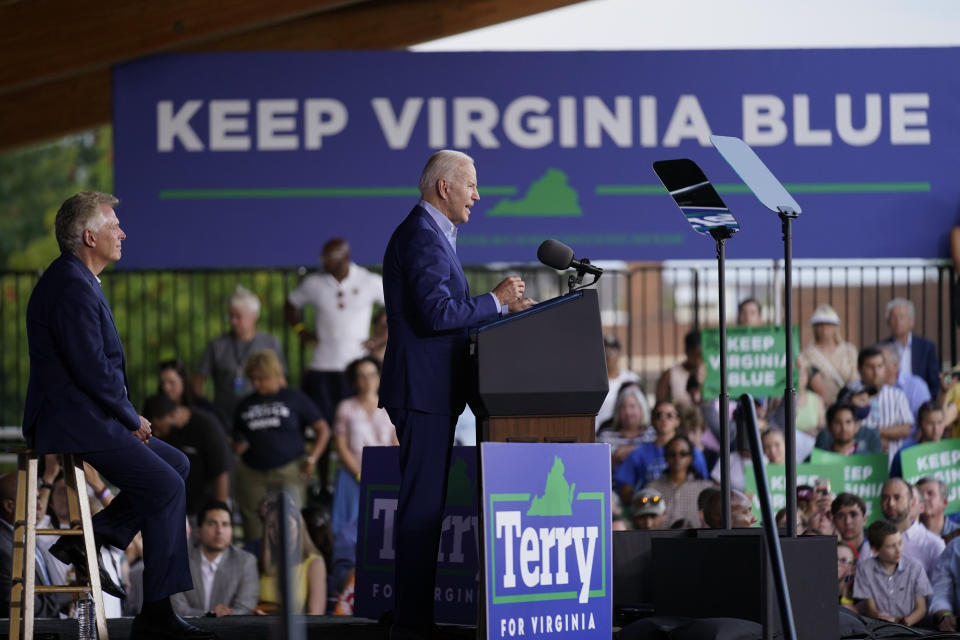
[113,49,959,268]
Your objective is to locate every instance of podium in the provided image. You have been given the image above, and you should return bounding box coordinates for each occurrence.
[469,288,609,638]
[470,288,608,443]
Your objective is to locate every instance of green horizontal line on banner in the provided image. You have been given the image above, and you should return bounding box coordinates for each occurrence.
[159,186,518,199]
[595,182,931,195]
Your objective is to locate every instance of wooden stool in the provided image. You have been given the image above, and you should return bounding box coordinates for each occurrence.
[8,450,109,640]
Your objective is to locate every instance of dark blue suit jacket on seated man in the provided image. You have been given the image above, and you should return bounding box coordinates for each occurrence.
[23,192,215,640]
[379,151,532,639]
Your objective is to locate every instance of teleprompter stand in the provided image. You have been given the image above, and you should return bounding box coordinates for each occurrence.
[653,159,740,528]
[711,134,803,539]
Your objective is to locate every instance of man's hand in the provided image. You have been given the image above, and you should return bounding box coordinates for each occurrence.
[299,458,316,479]
[492,276,525,306]
[850,391,871,408]
[938,613,957,632]
[212,603,232,617]
[134,415,152,443]
[297,328,318,344]
[508,298,536,314]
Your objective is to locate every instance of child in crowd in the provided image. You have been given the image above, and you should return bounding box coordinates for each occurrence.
[853,520,931,626]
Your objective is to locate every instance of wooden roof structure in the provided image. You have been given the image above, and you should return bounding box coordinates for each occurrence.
[0,0,585,151]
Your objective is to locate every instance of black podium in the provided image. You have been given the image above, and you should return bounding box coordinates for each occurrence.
[470,288,608,443]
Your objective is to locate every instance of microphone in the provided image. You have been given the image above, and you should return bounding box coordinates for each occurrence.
[537,239,603,276]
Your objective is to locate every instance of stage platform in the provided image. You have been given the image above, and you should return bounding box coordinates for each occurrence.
[1,616,481,640]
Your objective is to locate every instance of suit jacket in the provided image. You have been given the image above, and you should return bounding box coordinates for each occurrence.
[881,334,940,397]
[170,544,258,616]
[23,253,140,454]
[379,205,499,415]
[0,521,70,618]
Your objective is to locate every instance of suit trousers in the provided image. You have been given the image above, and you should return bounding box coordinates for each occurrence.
[385,408,457,630]
[80,436,193,603]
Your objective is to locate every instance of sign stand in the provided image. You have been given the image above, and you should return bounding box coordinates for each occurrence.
[709,135,803,539]
[653,159,740,528]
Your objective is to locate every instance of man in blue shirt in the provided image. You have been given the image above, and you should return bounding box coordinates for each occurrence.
[931,536,960,632]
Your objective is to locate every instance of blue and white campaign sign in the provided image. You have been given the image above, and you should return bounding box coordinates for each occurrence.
[482,443,611,639]
[112,49,960,268]
[353,446,479,625]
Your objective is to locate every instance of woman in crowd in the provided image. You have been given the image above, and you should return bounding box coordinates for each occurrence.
[255,491,327,615]
[157,359,225,431]
[837,541,857,611]
[233,350,330,542]
[616,400,708,504]
[645,435,716,528]
[800,304,858,406]
[330,356,397,589]
[596,384,653,481]
[761,428,786,464]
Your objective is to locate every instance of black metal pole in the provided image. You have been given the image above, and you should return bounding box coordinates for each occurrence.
[779,209,798,538]
[741,393,798,640]
[279,489,306,640]
[714,232,731,529]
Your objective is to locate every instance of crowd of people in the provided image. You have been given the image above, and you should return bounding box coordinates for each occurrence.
[7,191,960,633]
[601,297,960,630]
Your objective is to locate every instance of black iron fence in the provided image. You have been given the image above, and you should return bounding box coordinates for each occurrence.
[1,259,956,427]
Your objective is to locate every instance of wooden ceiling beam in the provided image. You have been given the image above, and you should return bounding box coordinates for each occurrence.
[0,0,585,151]
[190,0,586,50]
[0,0,367,94]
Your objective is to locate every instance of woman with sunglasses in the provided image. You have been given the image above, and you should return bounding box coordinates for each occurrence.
[646,434,716,528]
[615,401,709,505]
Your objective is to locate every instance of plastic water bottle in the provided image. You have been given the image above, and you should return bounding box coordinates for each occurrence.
[76,591,97,640]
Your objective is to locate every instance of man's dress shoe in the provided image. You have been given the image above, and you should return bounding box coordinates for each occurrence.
[129,612,219,640]
[49,535,126,599]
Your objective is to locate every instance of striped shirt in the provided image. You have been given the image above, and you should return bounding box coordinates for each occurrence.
[848,380,912,454]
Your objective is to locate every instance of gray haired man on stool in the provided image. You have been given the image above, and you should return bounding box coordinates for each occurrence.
[23,192,216,639]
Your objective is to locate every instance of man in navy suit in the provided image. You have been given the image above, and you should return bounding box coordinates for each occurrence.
[23,192,216,640]
[881,298,940,397]
[379,151,534,639]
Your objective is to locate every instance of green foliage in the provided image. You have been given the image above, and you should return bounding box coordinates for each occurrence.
[1,126,113,270]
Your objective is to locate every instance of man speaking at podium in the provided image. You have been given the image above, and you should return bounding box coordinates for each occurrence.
[380,150,533,639]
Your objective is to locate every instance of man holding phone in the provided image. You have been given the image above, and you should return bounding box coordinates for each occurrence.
[839,346,912,456]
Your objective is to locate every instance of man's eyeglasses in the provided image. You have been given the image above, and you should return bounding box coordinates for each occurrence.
[636,495,661,506]
[665,450,692,459]
[654,411,678,420]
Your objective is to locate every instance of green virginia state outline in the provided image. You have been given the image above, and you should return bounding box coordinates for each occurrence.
[487,168,582,217]
[527,456,576,516]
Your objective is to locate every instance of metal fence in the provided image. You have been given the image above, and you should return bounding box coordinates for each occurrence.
[1,259,956,428]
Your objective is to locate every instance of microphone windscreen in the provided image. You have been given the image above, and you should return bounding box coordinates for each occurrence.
[537,239,574,270]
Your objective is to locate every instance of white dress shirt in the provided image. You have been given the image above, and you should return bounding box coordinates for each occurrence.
[200,551,225,612]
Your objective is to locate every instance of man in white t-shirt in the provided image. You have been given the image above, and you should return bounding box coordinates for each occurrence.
[285,238,384,487]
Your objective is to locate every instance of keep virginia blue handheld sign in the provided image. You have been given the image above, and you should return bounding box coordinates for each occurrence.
[482,443,611,639]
